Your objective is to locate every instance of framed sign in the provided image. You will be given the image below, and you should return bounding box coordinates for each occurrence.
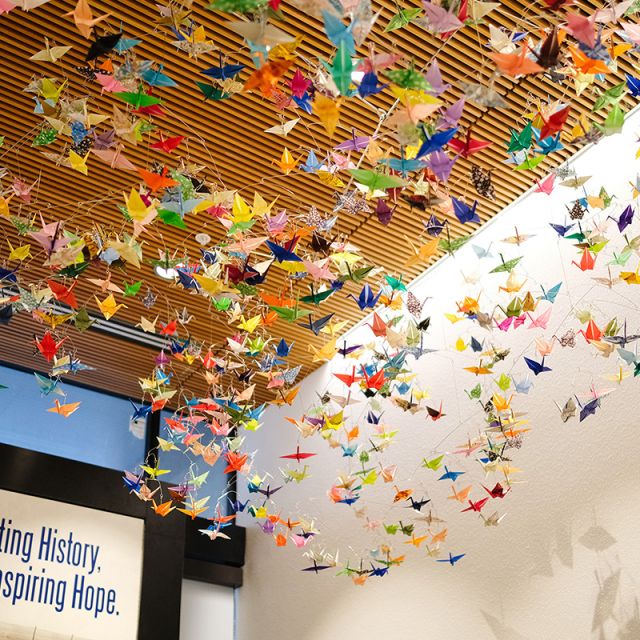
[0,490,144,639]
[0,445,185,640]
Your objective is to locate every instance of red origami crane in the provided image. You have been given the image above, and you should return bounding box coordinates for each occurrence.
[34,331,66,361]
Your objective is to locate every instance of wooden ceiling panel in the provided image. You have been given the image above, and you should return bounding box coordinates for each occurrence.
[0,0,636,404]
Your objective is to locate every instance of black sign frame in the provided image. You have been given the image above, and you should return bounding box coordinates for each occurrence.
[0,443,185,639]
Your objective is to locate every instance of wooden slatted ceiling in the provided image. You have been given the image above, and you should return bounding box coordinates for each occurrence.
[0,0,635,403]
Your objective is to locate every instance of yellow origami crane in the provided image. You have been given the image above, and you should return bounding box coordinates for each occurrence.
[95,293,126,320]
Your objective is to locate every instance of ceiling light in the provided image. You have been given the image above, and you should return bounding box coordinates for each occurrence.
[195,233,211,245]
[154,264,182,280]
[0,286,168,350]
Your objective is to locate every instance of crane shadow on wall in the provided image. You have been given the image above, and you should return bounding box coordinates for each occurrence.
[579,523,639,640]
[480,610,531,640]
[479,517,636,640]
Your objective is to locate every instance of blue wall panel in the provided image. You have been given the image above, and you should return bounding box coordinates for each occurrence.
[0,365,145,471]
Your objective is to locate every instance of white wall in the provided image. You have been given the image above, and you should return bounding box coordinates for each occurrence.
[180,580,234,640]
[237,110,640,640]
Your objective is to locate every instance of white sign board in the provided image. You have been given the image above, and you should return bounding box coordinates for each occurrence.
[0,489,143,640]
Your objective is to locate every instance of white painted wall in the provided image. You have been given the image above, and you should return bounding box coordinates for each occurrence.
[237,110,640,640]
[180,580,234,640]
